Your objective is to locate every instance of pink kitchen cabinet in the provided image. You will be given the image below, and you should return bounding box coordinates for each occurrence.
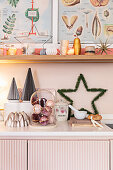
[28,139,109,170]
[0,140,27,170]
[111,140,113,169]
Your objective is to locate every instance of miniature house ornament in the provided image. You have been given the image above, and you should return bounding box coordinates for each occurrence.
[22,68,36,101]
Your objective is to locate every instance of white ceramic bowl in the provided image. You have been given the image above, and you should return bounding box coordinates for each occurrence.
[74,111,87,119]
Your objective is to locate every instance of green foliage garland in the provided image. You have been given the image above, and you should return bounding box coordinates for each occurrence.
[7,0,19,8]
[3,14,16,35]
[25,8,39,22]
[57,74,107,119]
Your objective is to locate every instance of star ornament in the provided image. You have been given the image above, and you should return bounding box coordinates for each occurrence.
[57,74,107,119]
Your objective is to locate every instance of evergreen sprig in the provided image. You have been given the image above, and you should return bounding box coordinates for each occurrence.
[57,74,107,119]
[3,14,16,35]
[7,0,19,8]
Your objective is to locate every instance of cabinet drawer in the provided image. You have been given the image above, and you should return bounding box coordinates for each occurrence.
[28,140,109,170]
[0,140,27,170]
[110,140,113,169]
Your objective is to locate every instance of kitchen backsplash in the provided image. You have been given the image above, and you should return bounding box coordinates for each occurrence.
[0,62,112,115]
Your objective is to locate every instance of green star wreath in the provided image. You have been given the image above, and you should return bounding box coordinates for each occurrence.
[57,74,107,119]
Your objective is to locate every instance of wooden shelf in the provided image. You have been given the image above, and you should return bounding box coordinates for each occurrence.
[0,55,113,63]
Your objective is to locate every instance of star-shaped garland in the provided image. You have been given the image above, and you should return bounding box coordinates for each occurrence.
[57,74,107,119]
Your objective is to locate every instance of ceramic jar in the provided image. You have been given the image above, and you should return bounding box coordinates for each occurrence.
[16,48,23,55]
[55,101,68,121]
[85,46,95,55]
[60,40,69,55]
[46,48,57,55]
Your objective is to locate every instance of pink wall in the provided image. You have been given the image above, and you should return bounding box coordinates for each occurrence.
[0,63,112,114]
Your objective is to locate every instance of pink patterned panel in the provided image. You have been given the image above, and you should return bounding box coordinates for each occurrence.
[0,140,27,170]
[28,140,109,170]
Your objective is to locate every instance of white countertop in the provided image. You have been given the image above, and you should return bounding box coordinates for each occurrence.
[0,120,113,138]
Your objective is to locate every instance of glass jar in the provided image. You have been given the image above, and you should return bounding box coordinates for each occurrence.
[30,89,56,126]
[3,44,8,55]
[0,43,4,55]
[55,100,68,121]
[0,109,4,121]
[8,45,17,55]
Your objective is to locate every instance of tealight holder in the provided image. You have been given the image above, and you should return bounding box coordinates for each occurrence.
[8,45,17,55]
[46,48,57,55]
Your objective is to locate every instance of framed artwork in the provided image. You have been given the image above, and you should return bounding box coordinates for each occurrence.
[0,0,53,43]
[58,0,113,44]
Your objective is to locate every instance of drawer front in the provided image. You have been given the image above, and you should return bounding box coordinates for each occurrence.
[28,140,109,170]
[0,140,27,170]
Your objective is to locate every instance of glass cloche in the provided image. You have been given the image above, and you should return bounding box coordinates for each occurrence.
[30,89,56,126]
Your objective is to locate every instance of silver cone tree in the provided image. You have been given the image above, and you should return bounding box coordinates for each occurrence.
[22,68,36,101]
[7,77,19,100]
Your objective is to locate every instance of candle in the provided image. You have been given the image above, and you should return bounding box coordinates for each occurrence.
[8,45,17,55]
[67,48,74,55]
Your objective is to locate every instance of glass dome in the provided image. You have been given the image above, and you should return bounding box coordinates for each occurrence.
[30,89,56,126]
